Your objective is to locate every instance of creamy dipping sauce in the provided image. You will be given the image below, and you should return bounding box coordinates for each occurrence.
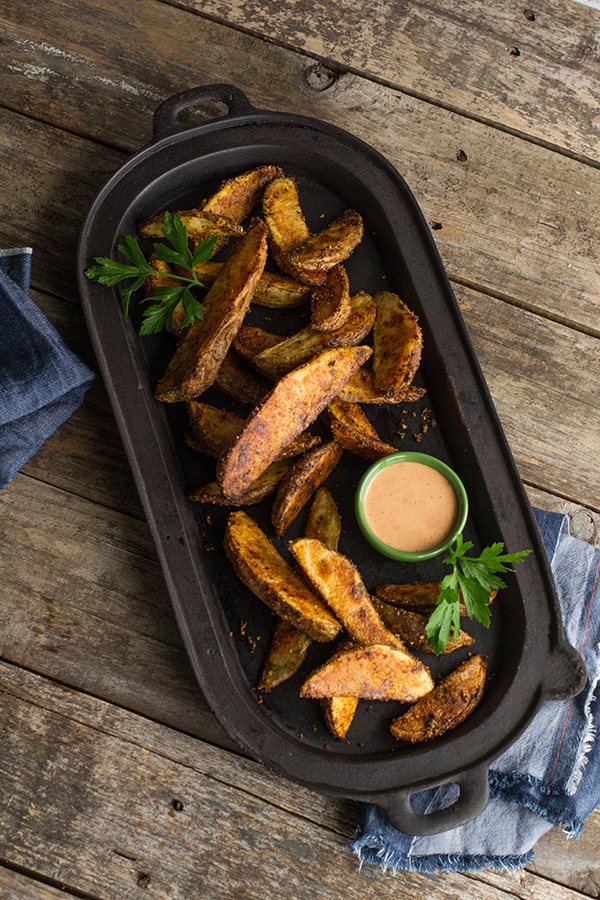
[363,461,458,552]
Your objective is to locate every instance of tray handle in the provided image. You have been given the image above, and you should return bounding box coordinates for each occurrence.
[152,84,256,142]
[368,764,490,836]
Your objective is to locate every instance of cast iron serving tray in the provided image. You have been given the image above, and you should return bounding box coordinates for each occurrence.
[77,84,585,835]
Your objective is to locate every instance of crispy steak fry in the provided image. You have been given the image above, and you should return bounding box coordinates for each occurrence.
[233,324,283,364]
[287,209,363,275]
[224,511,341,642]
[290,538,404,649]
[336,367,426,404]
[253,292,376,379]
[217,346,372,502]
[304,487,341,551]
[373,291,423,394]
[271,441,343,537]
[263,176,310,254]
[390,654,487,743]
[371,597,474,654]
[258,618,313,692]
[154,219,268,402]
[300,643,434,701]
[202,165,284,224]
[326,398,397,461]
[189,460,290,506]
[310,264,351,332]
[321,696,359,739]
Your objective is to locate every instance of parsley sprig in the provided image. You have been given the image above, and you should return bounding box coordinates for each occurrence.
[425,534,531,654]
[84,212,218,335]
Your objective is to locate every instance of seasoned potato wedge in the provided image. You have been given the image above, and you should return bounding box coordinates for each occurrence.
[271,441,343,537]
[253,292,376,380]
[373,291,423,394]
[233,324,283,364]
[326,399,397,461]
[290,538,404,649]
[218,346,372,502]
[263,176,310,254]
[213,349,270,406]
[202,165,284,225]
[224,511,341,642]
[310,264,351,332]
[322,696,359,739]
[371,597,474,654]
[287,208,363,275]
[258,618,313,691]
[189,460,291,506]
[376,582,497,616]
[390,654,487,743]
[300,643,434,701]
[139,208,244,240]
[175,261,311,309]
[337,367,426,404]
[304,487,341,551]
[186,401,321,459]
[155,220,268,402]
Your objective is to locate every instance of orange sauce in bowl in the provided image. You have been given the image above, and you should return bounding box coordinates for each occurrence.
[363,461,458,552]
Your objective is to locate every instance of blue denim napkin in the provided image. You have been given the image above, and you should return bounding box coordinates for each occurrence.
[0,248,96,488]
[352,506,600,872]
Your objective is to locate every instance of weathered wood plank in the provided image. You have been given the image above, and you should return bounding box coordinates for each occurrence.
[169,0,600,163]
[0,866,88,900]
[0,659,590,900]
[2,2,600,333]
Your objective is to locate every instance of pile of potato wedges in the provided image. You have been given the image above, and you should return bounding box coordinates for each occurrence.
[138,165,486,744]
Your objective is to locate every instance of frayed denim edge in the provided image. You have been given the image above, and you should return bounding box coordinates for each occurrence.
[489,771,584,838]
[349,835,534,873]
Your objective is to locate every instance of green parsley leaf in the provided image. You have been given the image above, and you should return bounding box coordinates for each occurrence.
[425,536,531,654]
[84,213,215,334]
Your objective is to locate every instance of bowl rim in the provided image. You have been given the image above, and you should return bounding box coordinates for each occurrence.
[355,451,469,561]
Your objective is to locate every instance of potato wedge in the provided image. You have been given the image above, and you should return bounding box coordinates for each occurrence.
[224,511,341,642]
[287,208,363,274]
[258,618,313,691]
[202,165,284,225]
[373,291,423,394]
[322,696,359,739]
[336,367,426,404]
[290,538,404,649]
[217,346,372,501]
[300,643,434,701]
[253,292,376,379]
[326,398,397,461]
[189,460,290,506]
[263,176,310,254]
[233,324,283,364]
[271,441,343,537]
[145,253,188,338]
[186,401,321,459]
[155,219,268,402]
[304,487,341,551]
[390,654,487,743]
[213,349,270,406]
[139,208,244,240]
[175,261,310,309]
[376,582,497,616]
[371,597,474,654]
[310,264,351,332]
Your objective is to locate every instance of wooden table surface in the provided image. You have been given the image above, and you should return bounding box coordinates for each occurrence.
[2,1,600,897]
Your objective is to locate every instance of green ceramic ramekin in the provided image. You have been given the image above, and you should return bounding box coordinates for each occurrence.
[355,451,469,562]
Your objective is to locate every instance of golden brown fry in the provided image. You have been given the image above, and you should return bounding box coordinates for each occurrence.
[300,643,434,701]
[287,209,363,274]
[271,441,343,537]
[289,538,404,649]
[336,367,426,404]
[217,346,372,502]
[139,208,244,240]
[224,511,341,642]
[373,292,423,394]
[253,271,311,308]
[304,487,341,551]
[390,654,487,743]
[186,401,321,459]
[213,349,270,406]
[233,325,283,365]
[310,264,351,332]
[376,582,497,616]
[258,618,313,691]
[189,460,290,506]
[371,597,474,654]
[253,292,376,380]
[322,696,359,739]
[263,176,310,254]
[326,398,397,461]
[154,219,268,403]
[202,165,284,225]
